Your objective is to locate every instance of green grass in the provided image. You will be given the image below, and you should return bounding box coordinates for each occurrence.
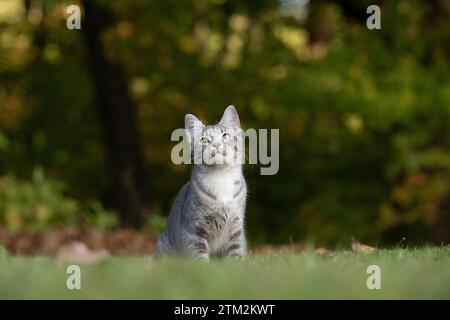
[1,247,449,299]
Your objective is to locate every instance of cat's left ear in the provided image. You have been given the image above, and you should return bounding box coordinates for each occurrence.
[185,113,204,145]
[220,105,240,128]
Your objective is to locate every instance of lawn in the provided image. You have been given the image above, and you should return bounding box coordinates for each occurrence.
[0,247,449,299]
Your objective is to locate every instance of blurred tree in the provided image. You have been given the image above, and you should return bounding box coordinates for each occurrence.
[81,0,146,227]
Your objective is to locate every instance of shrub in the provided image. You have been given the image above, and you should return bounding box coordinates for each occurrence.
[0,168,118,232]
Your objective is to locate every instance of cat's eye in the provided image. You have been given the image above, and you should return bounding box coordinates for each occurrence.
[200,137,209,144]
[222,133,231,141]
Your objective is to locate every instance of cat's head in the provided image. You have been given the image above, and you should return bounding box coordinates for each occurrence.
[185,105,243,168]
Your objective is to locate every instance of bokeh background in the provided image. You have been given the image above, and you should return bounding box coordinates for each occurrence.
[1,0,450,251]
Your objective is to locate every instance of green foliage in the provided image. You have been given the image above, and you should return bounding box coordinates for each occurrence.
[0,168,117,232]
[142,214,167,236]
[0,168,78,232]
[84,201,119,230]
[0,130,9,152]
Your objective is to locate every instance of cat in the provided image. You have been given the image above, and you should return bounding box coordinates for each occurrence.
[154,105,247,260]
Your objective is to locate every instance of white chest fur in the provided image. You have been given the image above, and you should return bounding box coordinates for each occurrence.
[204,169,239,205]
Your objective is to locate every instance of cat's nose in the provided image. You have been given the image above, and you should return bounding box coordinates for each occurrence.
[212,142,221,149]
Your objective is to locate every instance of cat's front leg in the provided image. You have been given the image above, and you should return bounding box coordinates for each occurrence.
[224,223,246,259]
[188,226,210,260]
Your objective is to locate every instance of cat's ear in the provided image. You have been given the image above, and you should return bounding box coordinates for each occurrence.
[220,105,240,128]
[185,114,204,144]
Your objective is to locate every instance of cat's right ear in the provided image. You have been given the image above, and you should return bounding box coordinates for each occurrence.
[185,114,204,144]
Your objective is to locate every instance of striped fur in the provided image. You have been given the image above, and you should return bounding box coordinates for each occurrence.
[154,106,247,260]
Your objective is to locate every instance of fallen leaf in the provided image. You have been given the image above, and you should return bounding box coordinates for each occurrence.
[315,247,332,256]
[351,236,377,253]
[57,241,109,264]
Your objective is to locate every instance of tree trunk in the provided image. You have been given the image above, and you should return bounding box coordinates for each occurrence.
[81,0,146,228]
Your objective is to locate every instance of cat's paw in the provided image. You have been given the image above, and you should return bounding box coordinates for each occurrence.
[227,254,244,260]
[195,253,210,261]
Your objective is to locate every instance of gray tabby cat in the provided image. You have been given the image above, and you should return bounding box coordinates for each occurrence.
[154,106,247,260]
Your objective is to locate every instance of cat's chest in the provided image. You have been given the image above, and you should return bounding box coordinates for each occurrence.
[204,172,237,205]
